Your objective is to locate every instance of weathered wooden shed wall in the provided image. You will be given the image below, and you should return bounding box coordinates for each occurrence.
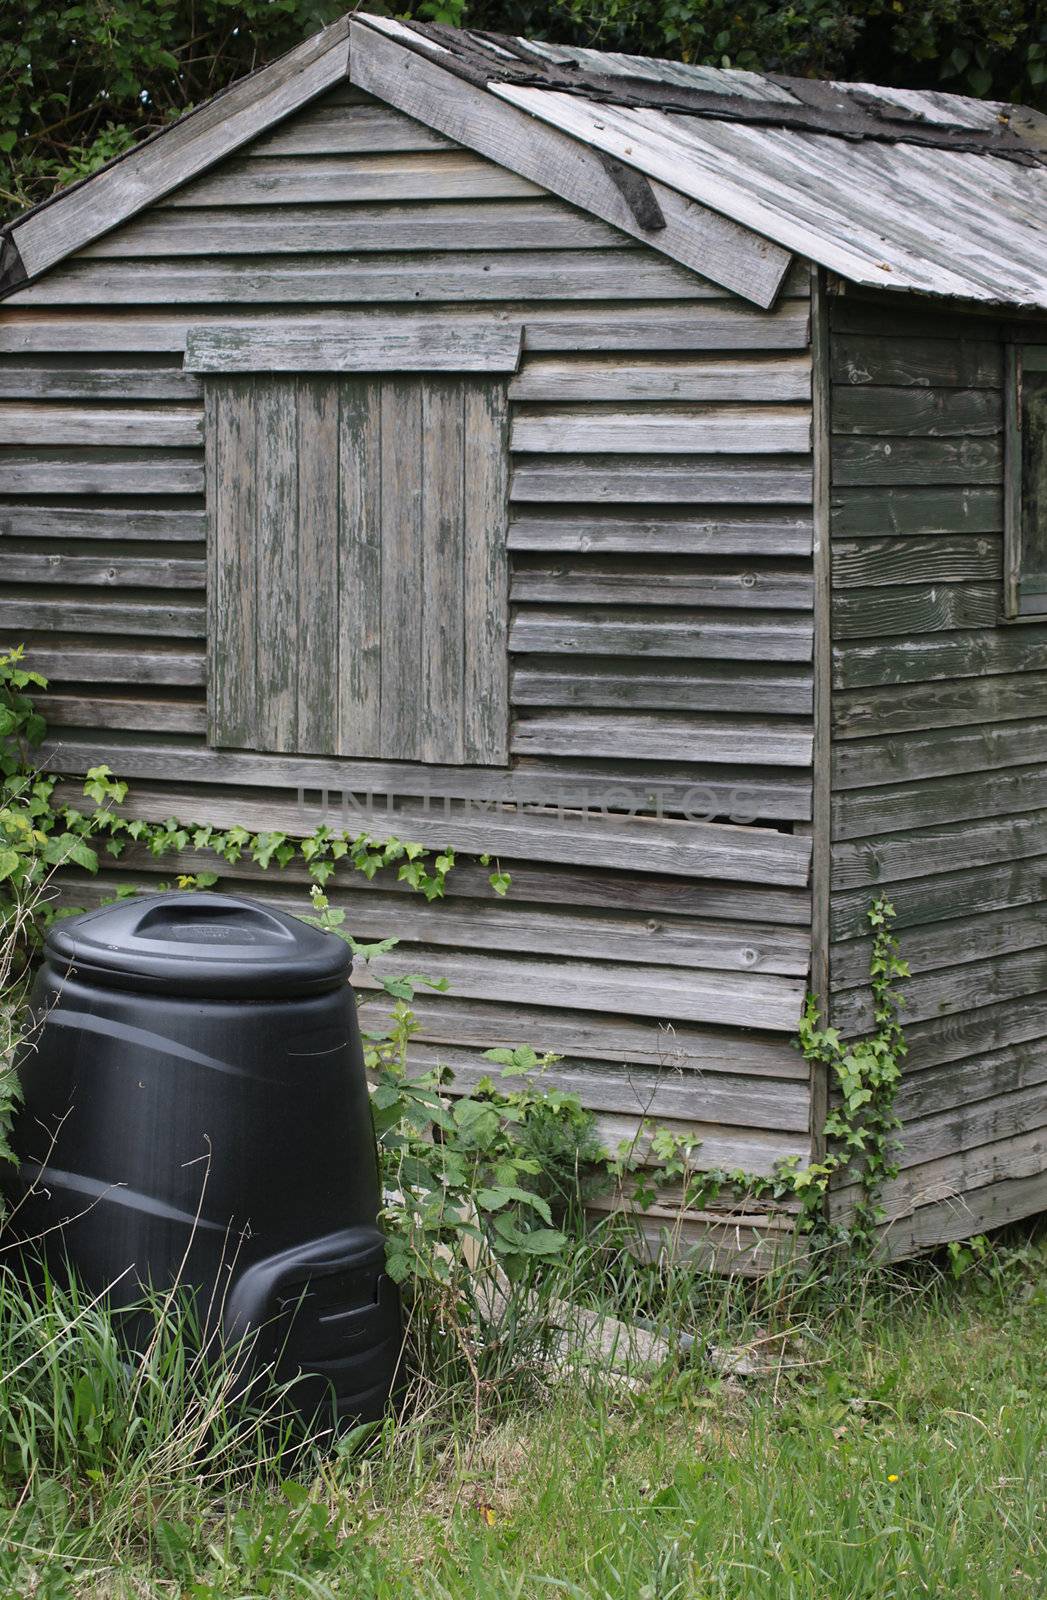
[0,85,818,1260]
[826,292,1047,1253]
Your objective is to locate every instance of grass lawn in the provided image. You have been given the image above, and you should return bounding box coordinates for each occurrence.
[4,1226,1045,1599]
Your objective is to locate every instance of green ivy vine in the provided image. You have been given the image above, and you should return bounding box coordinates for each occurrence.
[0,644,510,946]
[2,642,907,1260]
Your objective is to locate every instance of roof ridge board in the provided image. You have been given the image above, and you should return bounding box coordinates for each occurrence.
[403,20,1043,166]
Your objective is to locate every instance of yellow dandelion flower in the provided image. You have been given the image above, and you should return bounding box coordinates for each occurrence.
[887,1474,899,1483]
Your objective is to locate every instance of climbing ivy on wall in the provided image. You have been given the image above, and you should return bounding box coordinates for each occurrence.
[1,643,908,1255]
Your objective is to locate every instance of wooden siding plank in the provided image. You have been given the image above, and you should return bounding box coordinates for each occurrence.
[901,995,1047,1075]
[42,693,205,734]
[831,807,1047,890]
[252,102,451,156]
[9,251,747,307]
[376,997,808,1075]
[523,307,811,352]
[347,17,792,309]
[511,713,813,767]
[509,610,813,663]
[832,718,1047,789]
[354,945,807,1032]
[509,355,812,403]
[420,378,465,764]
[24,645,204,686]
[165,151,542,205]
[82,200,627,257]
[509,562,814,610]
[832,386,1001,437]
[0,596,205,637]
[510,406,812,455]
[830,485,1002,536]
[1,554,204,588]
[295,377,340,754]
[0,366,201,401]
[831,582,1000,638]
[0,506,205,541]
[463,382,510,765]
[185,318,523,373]
[833,671,1047,738]
[0,404,201,447]
[510,459,814,504]
[830,332,1003,390]
[507,514,814,557]
[834,626,1047,690]
[0,451,203,496]
[832,762,1047,841]
[512,664,813,716]
[5,16,353,281]
[337,376,383,756]
[832,535,1001,587]
[831,436,1003,487]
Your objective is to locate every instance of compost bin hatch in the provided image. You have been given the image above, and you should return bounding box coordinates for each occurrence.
[44,892,352,998]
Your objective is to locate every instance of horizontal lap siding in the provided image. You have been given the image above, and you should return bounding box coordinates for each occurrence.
[0,88,815,1185]
[826,296,1047,1245]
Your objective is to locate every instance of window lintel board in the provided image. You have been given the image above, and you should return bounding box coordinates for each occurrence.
[186,318,523,374]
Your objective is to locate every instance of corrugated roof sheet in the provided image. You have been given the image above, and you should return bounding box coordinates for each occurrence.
[381,19,1047,310]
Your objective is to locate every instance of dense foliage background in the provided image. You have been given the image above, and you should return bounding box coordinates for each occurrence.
[2,0,1046,224]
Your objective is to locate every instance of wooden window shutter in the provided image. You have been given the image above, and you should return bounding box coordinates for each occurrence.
[206,375,510,763]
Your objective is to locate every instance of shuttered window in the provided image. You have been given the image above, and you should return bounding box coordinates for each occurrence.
[1005,344,1047,618]
[205,374,509,763]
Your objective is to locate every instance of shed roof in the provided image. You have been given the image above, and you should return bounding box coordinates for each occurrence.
[3,9,1047,311]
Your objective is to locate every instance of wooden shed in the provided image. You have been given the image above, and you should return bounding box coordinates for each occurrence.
[2,13,1046,1266]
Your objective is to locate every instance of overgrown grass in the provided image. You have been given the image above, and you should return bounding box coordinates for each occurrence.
[1,1224,1043,1599]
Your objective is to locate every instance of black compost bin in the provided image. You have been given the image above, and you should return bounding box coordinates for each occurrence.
[6,891,401,1427]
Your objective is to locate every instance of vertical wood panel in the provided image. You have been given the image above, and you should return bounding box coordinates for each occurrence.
[421,378,466,763]
[338,376,383,754]
[464,380,510,764]
[208,378,257,748]
[297,377,340,753]
[256,377,299,750]
[209,370,509,764]
[380,378,424,759]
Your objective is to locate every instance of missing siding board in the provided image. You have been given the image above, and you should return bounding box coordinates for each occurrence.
[207,372,510,763]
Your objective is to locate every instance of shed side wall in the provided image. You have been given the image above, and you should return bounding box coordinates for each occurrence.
[0,88,816,1258]
[827,292,1047,1253]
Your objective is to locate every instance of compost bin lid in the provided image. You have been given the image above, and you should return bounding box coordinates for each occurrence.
[44,892,353,998]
